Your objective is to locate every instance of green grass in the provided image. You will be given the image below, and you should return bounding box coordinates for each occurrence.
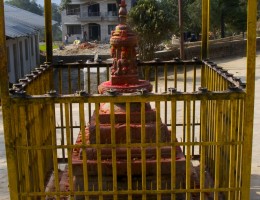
[39,43,59,52]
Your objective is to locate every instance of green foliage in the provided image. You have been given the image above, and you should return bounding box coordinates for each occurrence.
[52,3,62,24]
[186,0,247,39]
[39,43,59,52]
[52,24,62,41]
[5,0,43,15]
[186,0,201,37]
[128,0,177,60]
[59,0,71,12]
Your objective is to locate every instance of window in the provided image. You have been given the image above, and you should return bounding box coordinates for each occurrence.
[88,4,100,16]
[107,3,117,16]
[67,25,81,35]
[66,4,80,15]
[108,25,117,35]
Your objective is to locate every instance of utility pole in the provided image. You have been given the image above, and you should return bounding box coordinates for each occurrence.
[178,0,184,59]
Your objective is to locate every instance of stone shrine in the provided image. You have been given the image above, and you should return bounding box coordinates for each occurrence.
[72,1,186,199]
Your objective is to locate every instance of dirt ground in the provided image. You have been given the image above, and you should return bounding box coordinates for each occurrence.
[52,42,111,56]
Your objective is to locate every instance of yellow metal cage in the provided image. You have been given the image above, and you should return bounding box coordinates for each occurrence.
[0,0,257,200]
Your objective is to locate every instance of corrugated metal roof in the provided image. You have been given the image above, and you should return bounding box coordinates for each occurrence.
[5,17,38,38]
[4,3,57,38]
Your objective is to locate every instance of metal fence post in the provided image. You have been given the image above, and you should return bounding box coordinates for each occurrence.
[242,0,257,199]
[0,1,19,199]
[44,0,53,63]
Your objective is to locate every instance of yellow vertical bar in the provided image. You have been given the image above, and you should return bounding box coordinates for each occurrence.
[110,102,117,200]
[220,99,225,190]
[184,65,187,92]
[79,102,89,200]
[236,99,244,199]
[211,101,216,175]
[203,66,207,89]
[50,103,60,200]
[183,65,187,156]
[201,0,209,59]
[20,106,31,200]
[171,100,177,200]
[192,66,196,155]
[155,101,161,200]
[88,67,92,122]
[95,103,103,200]
[234,100,240,199]
[200,99,206,200]
[126,102,132,200]
[186,100,191,200]
[164,64,168,124]
[155,66,158,93]
[223,100,229,194]
[164,64,168,91]
[60,103,65,160]
[0,1,19,199]
[182,101,186,155]
[34,104,45,200]
[214,100,222,200]
[44,0,53,62]
[65,103,74,199]
[145,65,150,81]
[106,66,110,81]
[141,102,146,200]
[59,68,65,158]
[193,64,197,91]
[70,102,74,143]
[228,100,236,199]
[174,65,177,89]
[242,0,257,199]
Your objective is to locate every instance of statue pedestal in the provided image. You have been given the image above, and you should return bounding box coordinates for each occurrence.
[98,80,152,94]
[72,101,187,200]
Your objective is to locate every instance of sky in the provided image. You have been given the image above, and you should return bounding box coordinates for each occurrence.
[38,0,61,6]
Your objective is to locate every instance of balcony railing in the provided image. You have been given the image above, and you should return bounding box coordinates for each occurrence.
[78,11,118,21]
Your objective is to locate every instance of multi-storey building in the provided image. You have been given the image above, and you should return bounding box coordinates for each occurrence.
[61,0,136,43]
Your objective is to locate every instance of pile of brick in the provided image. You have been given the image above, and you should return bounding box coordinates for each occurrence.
[78,42,96,49]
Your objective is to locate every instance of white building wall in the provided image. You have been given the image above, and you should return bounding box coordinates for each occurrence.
[62,10,82,43]
[6,33,40,84]
[62,0,133,43]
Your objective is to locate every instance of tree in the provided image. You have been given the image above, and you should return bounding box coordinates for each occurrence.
[186,0,202,38]
[5,0,43,15]
[186,0,247,39]
[52,3,61,24]
[128,0,177,60]
[59,0,71,12]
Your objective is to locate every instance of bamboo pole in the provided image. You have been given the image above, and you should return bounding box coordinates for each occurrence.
[241,0,257,199]
[44,0,53,62]
[0,1,19,199]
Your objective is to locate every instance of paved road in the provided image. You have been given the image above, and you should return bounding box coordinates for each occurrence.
[0,53,260,199]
